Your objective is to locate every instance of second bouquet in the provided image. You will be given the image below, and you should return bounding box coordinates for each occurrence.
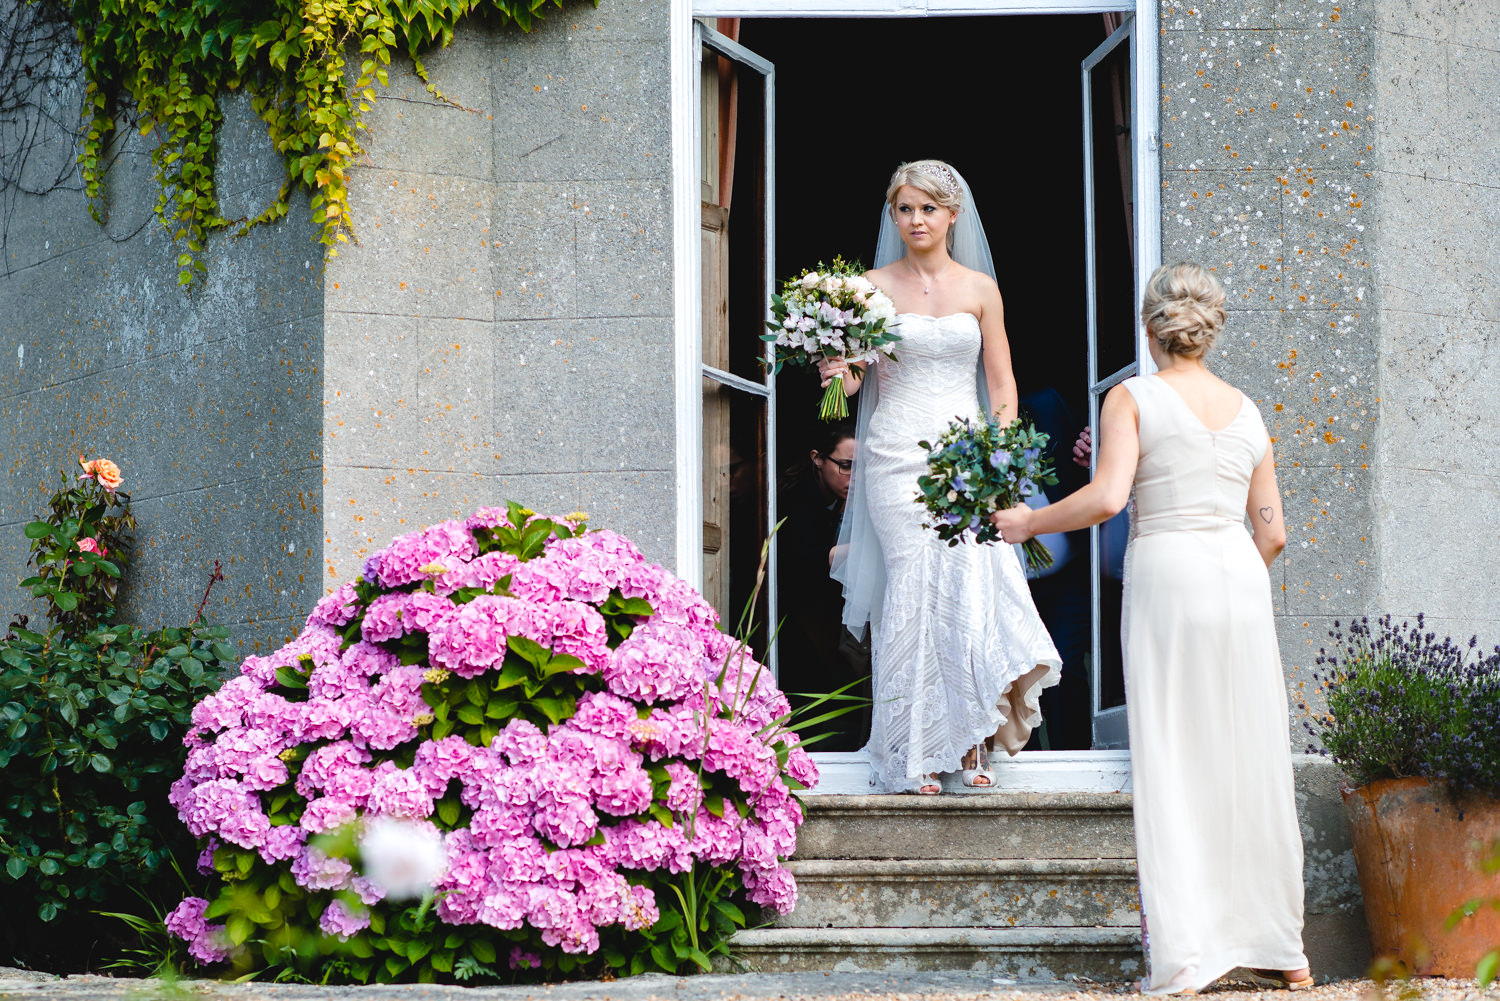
[916,411,1059,572]
[763,257,902,421]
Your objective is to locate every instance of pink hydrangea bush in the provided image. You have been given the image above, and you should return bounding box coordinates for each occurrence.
[165,504,817,983]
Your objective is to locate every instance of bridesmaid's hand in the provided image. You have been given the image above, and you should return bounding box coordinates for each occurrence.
[991,504,1035,545]
[1072,426,1093,467]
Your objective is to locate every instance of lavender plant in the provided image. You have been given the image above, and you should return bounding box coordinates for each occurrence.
[1303,615,1500,797]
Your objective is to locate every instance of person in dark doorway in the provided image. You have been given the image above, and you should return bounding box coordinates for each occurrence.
[776,422,871,751]
[1016,388,1092,751]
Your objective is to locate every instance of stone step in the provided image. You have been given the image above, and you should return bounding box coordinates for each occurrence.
[730,926,1144,979]
[778,858,1140,929]
[795,793,1136,860]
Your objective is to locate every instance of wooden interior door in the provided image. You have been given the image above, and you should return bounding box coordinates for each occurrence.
[701,200,732,622]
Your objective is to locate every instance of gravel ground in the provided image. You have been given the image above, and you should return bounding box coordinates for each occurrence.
[2,969,1499,1001]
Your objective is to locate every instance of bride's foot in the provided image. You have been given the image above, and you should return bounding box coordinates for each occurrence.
[960,744,994,788]
[917,774,942,795]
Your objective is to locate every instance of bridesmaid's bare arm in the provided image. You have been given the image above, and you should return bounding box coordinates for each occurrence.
[1246,444,1287,568]
[992,383,1139,542]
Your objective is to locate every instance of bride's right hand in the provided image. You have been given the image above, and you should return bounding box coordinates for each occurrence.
[818,358,862,395]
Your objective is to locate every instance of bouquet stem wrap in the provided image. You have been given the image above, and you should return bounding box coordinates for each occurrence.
[819,375,849,421]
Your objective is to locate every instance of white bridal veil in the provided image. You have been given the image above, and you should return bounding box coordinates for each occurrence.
[831,165,999,638]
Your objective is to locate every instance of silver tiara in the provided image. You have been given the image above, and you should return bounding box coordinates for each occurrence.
[913,161,961,201]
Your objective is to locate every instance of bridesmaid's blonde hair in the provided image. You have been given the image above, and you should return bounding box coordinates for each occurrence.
[1140,261,1227,359]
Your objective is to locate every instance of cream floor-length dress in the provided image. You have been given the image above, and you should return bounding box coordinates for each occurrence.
[1120,374,1308,994]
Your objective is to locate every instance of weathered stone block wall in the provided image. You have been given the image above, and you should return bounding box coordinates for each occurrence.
[1159,0,1379,727]
[1158,0,1379,976]
[0,18,326,654]
[321,0,676,589]
[1371,0,1500,645]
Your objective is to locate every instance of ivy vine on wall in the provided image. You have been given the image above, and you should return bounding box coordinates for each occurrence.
[69,0,570,286]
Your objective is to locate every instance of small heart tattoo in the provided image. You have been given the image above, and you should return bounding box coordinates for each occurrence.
[1258,507,1275,524]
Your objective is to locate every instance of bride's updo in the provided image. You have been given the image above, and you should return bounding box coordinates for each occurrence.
[885,160,964,251]
[885,159,964,214]
[1140,261,1227,359]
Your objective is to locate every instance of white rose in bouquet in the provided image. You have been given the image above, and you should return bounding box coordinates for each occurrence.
[766,257,903,421]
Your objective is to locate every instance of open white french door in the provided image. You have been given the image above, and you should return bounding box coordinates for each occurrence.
[695,22,779,674]
[1083,14,1147,749]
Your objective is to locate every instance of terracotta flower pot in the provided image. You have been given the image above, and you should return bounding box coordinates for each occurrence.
[1342,776,1500,975]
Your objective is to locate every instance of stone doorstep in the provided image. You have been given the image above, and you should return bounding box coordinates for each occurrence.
[795,793,1137,861]
[776,859,1141,929]
[728,926,1145,978]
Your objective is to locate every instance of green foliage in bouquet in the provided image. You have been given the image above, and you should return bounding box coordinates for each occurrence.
[0,459,231,969]
[916,411,1058,570]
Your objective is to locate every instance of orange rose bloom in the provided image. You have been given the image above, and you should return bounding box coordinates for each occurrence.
[79,456,123,492]
[93,459,123,492]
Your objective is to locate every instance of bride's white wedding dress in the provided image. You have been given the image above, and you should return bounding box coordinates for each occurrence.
[861,312,1062,792]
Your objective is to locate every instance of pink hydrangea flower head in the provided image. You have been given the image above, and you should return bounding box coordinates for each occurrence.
[363,519,478,588]
[308,582,360,628]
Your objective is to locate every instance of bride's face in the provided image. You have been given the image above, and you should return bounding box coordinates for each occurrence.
[891,185,955,253]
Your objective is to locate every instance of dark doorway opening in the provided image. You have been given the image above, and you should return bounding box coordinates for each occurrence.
[728,14,1133,752]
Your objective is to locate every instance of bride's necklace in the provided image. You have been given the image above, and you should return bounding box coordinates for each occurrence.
[905,257,950,295]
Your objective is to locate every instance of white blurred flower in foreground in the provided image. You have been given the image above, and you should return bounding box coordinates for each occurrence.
[359,817,447,899]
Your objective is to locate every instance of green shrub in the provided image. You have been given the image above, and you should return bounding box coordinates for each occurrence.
[0,460,232,970]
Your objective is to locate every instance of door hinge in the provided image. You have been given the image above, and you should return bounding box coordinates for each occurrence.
[1148,130,1161,152]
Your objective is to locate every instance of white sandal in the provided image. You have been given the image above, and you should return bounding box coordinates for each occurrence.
[960,743,994,788]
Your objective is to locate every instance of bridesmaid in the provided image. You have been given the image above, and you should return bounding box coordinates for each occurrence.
[992,262,1311,994]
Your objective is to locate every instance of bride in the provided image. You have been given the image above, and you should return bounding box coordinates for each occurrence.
[822,159,1062,794]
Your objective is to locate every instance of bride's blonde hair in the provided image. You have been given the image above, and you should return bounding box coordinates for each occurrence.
[885,160,964,250]
[1140,261,1227,359]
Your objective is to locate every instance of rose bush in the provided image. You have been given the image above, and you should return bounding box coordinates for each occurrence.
[0,460,233,971]
[167,503,816,983]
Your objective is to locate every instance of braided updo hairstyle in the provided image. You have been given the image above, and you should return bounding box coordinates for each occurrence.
[1139,261,1227,359]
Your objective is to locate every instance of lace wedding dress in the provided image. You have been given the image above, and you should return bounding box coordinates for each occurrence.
[861,312,1062,792]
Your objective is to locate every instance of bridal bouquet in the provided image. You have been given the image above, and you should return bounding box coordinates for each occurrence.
[763,257,901,421]
[916,412,1059,571]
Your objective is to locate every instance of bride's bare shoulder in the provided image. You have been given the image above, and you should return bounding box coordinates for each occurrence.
[951,262,999,293]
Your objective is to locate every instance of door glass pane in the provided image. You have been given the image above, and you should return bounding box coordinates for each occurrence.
[701,379,769,658]
[725,66,769,386]
[1095,506,1129,711]
[1089,37,1136,382]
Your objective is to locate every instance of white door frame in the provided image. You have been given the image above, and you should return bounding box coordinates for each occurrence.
[672,0,1160,584]
[668,0,1159,791]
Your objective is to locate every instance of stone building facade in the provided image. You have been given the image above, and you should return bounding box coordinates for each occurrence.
[0,0,1495,978]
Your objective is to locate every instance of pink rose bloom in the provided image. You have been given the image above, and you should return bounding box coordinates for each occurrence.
[75,536,107,556]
